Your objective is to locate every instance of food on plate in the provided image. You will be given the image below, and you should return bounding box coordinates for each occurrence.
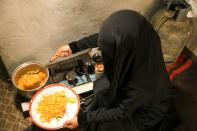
[17,69,47,90]
[36,91,76,123]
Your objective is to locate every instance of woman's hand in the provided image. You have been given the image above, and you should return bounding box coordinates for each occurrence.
[50,44,72,62]
[64,116,79,129]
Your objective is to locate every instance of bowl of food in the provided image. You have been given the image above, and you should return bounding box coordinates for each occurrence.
[12,61,49,99]
[29,84,80,130]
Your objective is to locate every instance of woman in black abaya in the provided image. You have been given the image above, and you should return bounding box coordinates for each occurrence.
[51,10,177,131]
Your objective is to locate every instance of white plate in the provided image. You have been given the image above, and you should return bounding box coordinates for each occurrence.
[29,84,80,130]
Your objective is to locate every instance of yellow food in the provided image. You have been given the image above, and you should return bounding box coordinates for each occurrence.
[17,70,47,90]
[36,91,68,123]
[95,63,104,72]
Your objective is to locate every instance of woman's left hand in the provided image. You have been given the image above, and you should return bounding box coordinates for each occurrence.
[64,116,79,129]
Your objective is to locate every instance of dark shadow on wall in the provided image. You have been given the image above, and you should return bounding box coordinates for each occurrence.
[0,56,10,83]
[144,0,165,21]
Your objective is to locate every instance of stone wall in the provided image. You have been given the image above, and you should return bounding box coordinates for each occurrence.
[0,0,161,75]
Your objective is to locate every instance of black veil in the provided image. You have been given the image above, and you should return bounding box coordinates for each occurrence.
[98,10,171,105]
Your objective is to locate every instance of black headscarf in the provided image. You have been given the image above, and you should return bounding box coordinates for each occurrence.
[98,10,171,105]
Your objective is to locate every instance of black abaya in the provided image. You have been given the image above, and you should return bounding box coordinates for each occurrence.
[69,10,172,131]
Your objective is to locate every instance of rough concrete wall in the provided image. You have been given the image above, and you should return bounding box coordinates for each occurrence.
[0,0,159,75]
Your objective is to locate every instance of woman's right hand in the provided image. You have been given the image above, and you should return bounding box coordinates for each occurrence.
[50,44,72,62]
